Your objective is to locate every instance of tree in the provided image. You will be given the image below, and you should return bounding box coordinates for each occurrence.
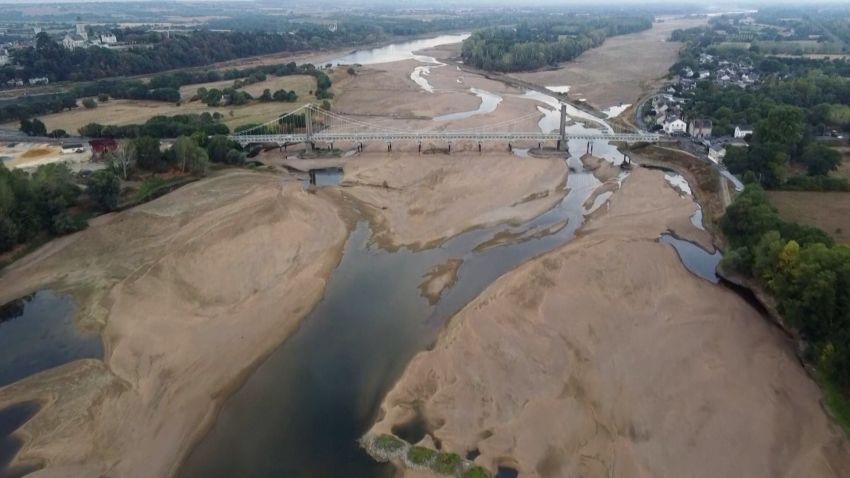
[87,169,121,211]
[19,118,47,137]
[207,135,233,163]
[800,143,841,176]
[755,105,805,152]
[259,88,272,102]
[173,136,209,176]
[105,144,135,180]
[82,98,98,109]
[131,137,165,171]
[48,129,67,138]
[97,94,110,102]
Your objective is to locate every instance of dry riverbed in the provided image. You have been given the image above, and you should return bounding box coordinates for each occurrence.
[370,167,850,477]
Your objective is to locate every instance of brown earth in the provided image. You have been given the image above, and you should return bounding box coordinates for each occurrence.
[509,17,707,109]
[767,190,850,244]
[0,171,349,477]
[371,167,850,478]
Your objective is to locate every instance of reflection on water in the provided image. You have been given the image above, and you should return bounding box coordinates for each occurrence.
[545,85,570,94]
[660,234,722,283]
[602,103,631,118]
[433,88,502,122]
[664,171,692,196]
[304,168,344,187]
[0,290,102,387]
[330,34,470,66]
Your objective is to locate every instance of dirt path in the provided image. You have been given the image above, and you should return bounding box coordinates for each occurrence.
[0,171,349,477]
[370,167,850,477]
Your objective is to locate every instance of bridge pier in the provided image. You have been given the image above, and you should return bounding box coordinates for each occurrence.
[478,142,482,153]
[448,142,451,154]
[558,104,568,151]
[418,143,422,154]
[508,143,512,152]
[387,142,392,153]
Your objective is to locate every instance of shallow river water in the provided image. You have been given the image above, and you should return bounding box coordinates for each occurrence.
[0,35,725,478]
[178,38,729,476]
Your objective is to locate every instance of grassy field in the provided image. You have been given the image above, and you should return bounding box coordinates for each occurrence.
[754,40,846,55]
[767,190,850,244]
[2,75,319,133]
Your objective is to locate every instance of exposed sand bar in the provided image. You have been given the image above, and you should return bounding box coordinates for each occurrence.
[0,172,349,477]
[342,152,568,250]
[371,167,850,477]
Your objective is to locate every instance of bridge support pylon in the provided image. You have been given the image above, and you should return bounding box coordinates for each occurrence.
[304,107,313,152]
[558,103,568,151]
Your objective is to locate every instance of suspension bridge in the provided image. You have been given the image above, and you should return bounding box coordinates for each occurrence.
[228,103,660,151]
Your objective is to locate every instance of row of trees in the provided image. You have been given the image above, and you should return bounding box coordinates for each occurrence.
[721,185,850,389]
[0,62,330,125]
[461,16,652,72]
[78,113,230,139]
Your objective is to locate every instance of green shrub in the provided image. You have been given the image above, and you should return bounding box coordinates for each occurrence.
[407,446,437,466]
[463,465,492,478]
[433,452,461,474]
[374,434,405,453]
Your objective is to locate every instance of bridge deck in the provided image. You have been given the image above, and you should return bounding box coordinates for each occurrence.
[231,132,659,145]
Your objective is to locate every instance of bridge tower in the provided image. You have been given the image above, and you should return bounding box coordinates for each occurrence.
[305,106,313,152]
[558,103,568,151]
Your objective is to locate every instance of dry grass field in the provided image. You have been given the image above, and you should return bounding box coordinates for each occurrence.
[2,75,318,133]
[767,191,850,244]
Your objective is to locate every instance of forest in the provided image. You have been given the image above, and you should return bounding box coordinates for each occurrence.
[722,185,850,392]
[5,28,345,83]
[460,16,652,72]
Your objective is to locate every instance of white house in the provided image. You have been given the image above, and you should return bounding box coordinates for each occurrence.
[101,33,117,44]
[663,119,687,135]
[0,48,9,66]
[698,70,710,80]
[27,76,48,85]
[708,145,726,163]
[734,125,754,139]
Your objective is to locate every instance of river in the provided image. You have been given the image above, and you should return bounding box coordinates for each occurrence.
[178,39,719,474]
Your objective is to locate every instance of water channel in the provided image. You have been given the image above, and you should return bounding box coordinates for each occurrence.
[1,34,727,478]
[180,59,629,475]
[178,35,731,477]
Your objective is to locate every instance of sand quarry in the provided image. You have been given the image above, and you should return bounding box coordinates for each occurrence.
[1,19,849,478]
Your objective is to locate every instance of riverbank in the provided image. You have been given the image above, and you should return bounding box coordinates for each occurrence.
[370,167,850,477]
[0,171,349,477]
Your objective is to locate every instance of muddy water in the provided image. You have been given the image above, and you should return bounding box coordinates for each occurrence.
[180,103,617,477]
